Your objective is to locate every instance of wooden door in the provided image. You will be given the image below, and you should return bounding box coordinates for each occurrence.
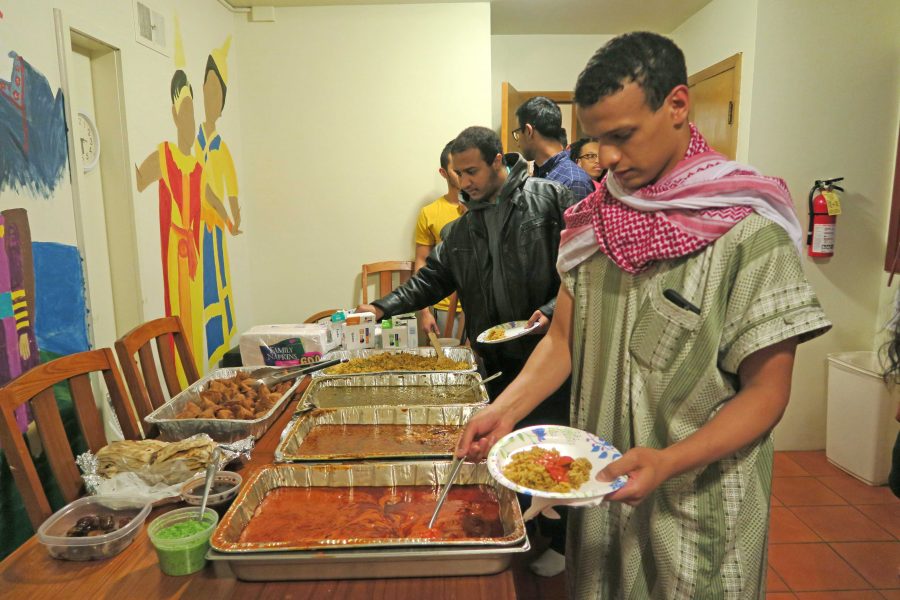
[688,54,741,159]
[501,83,583,153]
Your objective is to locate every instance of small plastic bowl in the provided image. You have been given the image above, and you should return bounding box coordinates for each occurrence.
[180,471,242,507]
[37,495,151,561]
[147,506,218,576]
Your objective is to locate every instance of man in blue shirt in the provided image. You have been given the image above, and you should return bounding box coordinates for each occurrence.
[514,96,595,202]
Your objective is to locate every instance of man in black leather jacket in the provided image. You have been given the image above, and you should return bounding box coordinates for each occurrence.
[358,125,575,423]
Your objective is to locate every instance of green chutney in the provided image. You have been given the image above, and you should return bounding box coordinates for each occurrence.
[153,517,215,576]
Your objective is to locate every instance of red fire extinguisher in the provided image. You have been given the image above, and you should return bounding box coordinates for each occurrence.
[807,177,844,258]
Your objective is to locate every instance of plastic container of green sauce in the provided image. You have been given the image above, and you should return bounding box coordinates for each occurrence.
[147,507,218,576]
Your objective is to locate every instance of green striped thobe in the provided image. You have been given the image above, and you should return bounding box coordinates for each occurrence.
[563,215,831,600]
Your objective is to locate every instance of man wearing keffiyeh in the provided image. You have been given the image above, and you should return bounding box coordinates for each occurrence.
[459,32,831,599]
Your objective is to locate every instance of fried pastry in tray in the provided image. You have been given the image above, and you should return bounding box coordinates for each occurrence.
[174,371,294,420]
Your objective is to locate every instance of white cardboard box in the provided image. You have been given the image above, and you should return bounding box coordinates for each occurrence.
[239,324,336,366]
[381,314,418,349]
[343,312,376,350]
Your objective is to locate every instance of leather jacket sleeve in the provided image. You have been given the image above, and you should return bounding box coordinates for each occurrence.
[372,242,456,319]
[535,184,574,320]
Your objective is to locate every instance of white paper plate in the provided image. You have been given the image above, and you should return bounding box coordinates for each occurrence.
[476,320,541,344]
[487,425,627,500]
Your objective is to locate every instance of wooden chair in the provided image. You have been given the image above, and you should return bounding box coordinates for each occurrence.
[0,348,141,529]
[114,316,199,437]
[443,293,466,341]
[304,309,339,324]
[361,261,413,304]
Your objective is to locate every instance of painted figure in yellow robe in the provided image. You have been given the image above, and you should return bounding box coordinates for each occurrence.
[195,36,240,371]
[135,70,205,378]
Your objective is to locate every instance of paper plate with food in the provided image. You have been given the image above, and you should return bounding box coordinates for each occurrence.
[476,320,541,344]
[487,425,627,506]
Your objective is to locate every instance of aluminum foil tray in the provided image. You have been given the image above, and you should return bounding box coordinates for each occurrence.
[274,405,482,462]
[211,462,526,553]
[316,347,477,377]
[206,537,529,581]
[144,367,303,443]
[299,372,488,410]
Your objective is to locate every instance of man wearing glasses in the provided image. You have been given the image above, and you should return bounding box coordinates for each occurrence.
[513,96,595,202]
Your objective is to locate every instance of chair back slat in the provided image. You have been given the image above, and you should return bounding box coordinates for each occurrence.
[0,348,142,529]
[155,334,182,398]
[137,345,166,410]
[68,373,107,454]
[0,403,51,528]
[31,387,83,504]
[173,333,200,383]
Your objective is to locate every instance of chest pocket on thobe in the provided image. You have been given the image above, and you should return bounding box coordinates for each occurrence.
[629,281,701,372]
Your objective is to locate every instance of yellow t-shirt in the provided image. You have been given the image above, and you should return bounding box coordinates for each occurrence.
[415,195,463,312]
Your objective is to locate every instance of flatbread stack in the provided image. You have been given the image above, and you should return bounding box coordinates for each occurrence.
[96,440,167,477]
[96,437,216,481]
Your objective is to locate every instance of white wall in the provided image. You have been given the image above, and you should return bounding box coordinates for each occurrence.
[747,0,900,449]
[236,3,492,324]
[490,34,613,132]
[669,0,758,162]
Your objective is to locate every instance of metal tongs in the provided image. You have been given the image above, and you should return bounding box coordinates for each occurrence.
[248,358,347,389]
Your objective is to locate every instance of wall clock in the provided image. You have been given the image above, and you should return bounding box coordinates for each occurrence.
[76,111,100,173]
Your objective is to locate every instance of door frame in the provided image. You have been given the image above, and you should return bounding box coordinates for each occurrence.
[688,53,742,159]
[54,10,145,345]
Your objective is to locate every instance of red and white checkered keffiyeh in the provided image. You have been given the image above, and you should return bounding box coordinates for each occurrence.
[557,124,802,275]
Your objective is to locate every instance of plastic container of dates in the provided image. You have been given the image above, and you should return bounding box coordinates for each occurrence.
[37,495,152,561]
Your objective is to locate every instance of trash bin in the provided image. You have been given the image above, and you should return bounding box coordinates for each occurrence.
[826,351,900,486]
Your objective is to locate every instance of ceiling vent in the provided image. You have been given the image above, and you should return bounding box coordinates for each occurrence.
[133,1,169,56]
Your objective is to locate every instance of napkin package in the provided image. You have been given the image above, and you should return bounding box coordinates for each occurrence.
[239,323,338,366]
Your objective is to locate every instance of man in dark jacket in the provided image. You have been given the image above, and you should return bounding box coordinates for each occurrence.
[359,125,574,416]
[358,125,576,576]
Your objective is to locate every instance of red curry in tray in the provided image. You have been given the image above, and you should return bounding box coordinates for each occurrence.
[238,485,504,544]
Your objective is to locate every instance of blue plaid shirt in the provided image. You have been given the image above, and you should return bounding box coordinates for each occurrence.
[533,150,595,202]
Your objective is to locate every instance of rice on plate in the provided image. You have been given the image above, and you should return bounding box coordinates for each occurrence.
[502,446,592,493]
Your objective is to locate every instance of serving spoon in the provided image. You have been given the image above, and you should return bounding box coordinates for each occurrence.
[197,447,222,521]
[447,371,502,401]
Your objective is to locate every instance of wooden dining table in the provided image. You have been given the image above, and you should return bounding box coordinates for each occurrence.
[0,378,518,600]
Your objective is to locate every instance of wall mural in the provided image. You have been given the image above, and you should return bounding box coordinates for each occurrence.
[0,52,68,199]
[136,19,241,376]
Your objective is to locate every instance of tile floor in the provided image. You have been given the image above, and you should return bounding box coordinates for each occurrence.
[513,450,900,599]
